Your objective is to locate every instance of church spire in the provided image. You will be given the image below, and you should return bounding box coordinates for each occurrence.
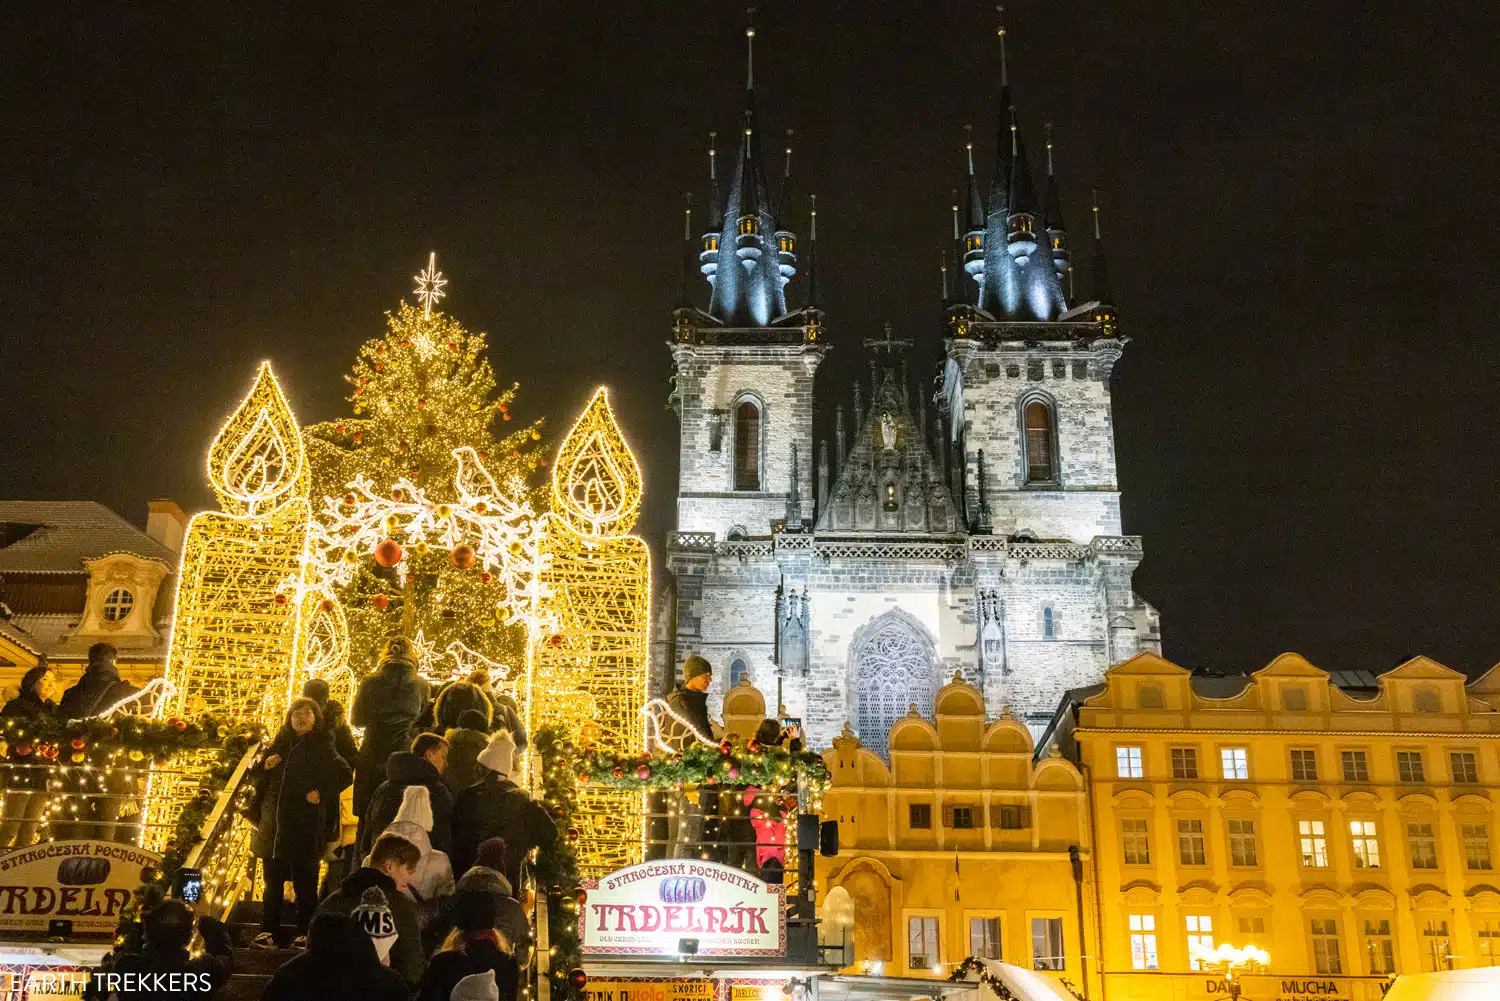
[963,126,987,291]
[1005,113,1039,265]
[1043,123,1070,289]
[988,6,1013,220]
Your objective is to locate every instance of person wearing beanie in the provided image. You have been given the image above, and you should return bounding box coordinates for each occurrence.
[418,889,519,1001]
[316,833,426,987]
[352,635,431,820]
[451,731,556,883]
[662,655,719,750]
[109,900,234,1001]
[263,912,407,1001]
[351,886,399,963]
[442,708,491,797]
[450,970,500,1001]
[377,785,456,901]
[358,731,454,857]
[423,862,531,964]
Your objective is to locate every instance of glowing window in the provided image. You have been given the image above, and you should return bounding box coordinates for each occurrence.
[1116,746,1144,779]
[1221,747,1250,780]
[1186,915,1214,970]
[1300,820,1330,867]
[102,588,135,623]
[1351,820,1382,868]
[733,401,760,491]
[1128,914,1158,970]
[729,658,748,688]
[1024,400,1057,484]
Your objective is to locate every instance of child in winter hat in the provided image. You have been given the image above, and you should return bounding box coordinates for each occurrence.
[451,970,499,1001]
[351,886,399,963]
[476,730,517,777]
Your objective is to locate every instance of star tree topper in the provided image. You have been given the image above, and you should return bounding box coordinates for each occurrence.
[413,251,448,320]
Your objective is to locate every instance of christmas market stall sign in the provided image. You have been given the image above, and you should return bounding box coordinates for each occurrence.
[0,841,162,935]
[581,860,785,958]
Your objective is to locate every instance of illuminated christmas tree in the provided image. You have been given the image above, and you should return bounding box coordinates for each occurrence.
[305,278,544,675]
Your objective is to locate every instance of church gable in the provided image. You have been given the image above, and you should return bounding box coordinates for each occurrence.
[817,367,960,534]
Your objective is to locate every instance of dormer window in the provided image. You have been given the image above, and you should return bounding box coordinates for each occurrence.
[738,216,759,236]
[102,588,135,623]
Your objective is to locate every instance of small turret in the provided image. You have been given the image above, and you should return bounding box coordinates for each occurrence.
[963,126,987,282]
[1005,112,1039,265]
[774,129,797,288]
[700,133,721,286]
[1043,123,1070,289]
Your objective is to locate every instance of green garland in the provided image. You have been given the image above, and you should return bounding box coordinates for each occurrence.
[576,736,828,791]
[532,726,583,1001]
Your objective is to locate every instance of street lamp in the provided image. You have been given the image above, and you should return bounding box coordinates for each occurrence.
[1190,943,1271,1000]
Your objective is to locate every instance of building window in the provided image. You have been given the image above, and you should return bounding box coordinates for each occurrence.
[1350,820,1382,868]
[1228,819,1258,866]
[1221,747,1249,780]
[908,916,939,970]
[733,400,761,491]
[102,588,135,623]
[1413,687,1441,713]
[728,658,748,688]
[1310,917,1343,975]
[1397,750,1426,784]
[1291,749,1319,782]
[1178,819,1207,866]
[1236,914,1268,950]
[1408,823,1439,869]
[909,803,932,830]
[1121,819,1150,865]
[1451,750,1480,784]
[970,918,1003,960]
[1022,400,1057,484]
[1478,920,1500,966]
[1423,919,1452,972]
[950,806,975,830]
[1041,606,1058,639]
[1463,823,1492,870]
[1186,915,1214,971]
[1341,750,1369,782]
[1139,685,1164,708]
[1031,917,1065,971]
[1363,918,1396,975]
[1299,820,1330,868]
[1128,914,1158,971]
[1282,685,1309,711]
[1171,747,1198,780]
[995,805,1025,830]
[1116,746,1144,779]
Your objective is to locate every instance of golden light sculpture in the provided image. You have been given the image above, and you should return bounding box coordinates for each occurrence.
[147,363,316,852]
[533,388,651,876]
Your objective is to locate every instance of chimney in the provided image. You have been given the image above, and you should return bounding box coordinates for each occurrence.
[147,500,187,553]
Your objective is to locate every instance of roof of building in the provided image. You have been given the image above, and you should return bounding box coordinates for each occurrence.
[0,501,176,574]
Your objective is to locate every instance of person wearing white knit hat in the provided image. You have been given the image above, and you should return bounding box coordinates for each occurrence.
[376,785,455,901]
[451,731,556,883]
[450,969,499,1001]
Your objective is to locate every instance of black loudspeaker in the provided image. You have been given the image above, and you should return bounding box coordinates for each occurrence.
[797,813,819,848]
[819,820,840,857]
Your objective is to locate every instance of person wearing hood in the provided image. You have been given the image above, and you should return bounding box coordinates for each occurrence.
[352,635,431,820]
[442,708,491,798]
[252,697,353,948]
[450,970,501,1001]
[422,839,530,962]
[359,732,453,856]
[316,832,426,987]
[0,665,56,847]
[57,643,139,719]
[418,889,519,1001]
[466,669,527,749]
[451,730,556,885]
[262,912,407,1001]
[429,680,491,731]
[108,899,233,1001]
[375,785,455,902]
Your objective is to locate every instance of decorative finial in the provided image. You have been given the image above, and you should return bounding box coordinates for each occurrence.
[951,188,960,240]
[683,193,693,240]
[965,123,976,175]
[997,5,1008,88]
[746,6,756,90]
[1092,188,1102,239]
[709,131,718,178]
[1010,106,1018,155]
[413,251,447,320]
[784,129,794,178]
[1045,122,1054,175]
[809,193,817,239]
[941,250,949,300]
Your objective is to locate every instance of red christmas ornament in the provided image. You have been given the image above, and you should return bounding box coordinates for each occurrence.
[342,492,357,507]
[611,767,624,779]
[502,413,512,421]
[783,796,799,811]
[373,539,403,567]
[473,502,488,514]
[273,593,288,606]
[636,765,651,780]
[511,450,521,458]
[169,718,188,732]
[747,740,762,754]
[577,773,590,786]
[416,398,427,408]
[576,890,588,905]
[565,827,580,842]
[353,432,364,443]
[374,363,384,373]
[70,737,86,750]
[371,594,391,611]
[719,742,733,757]
[476,450,487,461]
[450,544,477,569]
[401,339,412,348]
[479,571,493,585]
[448,342,458,351]
[392,486,408,501]
[14,744,32,757]
[376,344,386,355]
[547,633,565,649]
[319,598,335,611]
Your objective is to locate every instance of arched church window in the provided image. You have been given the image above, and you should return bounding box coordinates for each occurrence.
[1023,399,1057,484]
[851,611,936,759]
[729,658,748,688]
[1042,606,1056,639]
[734,401,761,491]
[726,525,747,542]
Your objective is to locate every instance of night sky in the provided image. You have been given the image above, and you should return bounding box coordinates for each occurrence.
[4,3,1498,678]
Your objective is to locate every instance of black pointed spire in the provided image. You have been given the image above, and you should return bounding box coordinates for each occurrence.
[707,133,722,229]
[777,129,794,224]
[1043,124,1065,233]
[1092,189,1114,306]
[1008,117,1038,219]
[805,194,820,308]
[964,126,986,231]
[988,7,1013,214]
[678,193,694,308]
[1044,123,1070,293]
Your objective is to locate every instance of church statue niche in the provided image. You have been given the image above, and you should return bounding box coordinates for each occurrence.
[777,585,810,678]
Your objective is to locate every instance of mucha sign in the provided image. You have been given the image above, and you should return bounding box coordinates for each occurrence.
[0,840,163,935]
[1106,972,1393,1001]
[581,860,786,958]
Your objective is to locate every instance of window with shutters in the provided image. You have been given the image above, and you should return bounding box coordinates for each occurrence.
[1022,398,1058,484]
[994,804,1026,830]
[908,803,932,830]
[733,400,761,491]
[949,805,975,830]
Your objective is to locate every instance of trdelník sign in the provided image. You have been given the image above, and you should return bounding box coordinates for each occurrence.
[581,860,786,958]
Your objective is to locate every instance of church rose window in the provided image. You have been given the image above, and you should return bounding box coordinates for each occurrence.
[734,401,761,490]
[1024,400,1056,484]
[852,612,935,758]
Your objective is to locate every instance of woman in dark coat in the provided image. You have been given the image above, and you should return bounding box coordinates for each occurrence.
[0,665,56,847]
[252,697,353,949]
[351,637,429,819]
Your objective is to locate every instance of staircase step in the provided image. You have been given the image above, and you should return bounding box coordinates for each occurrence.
[231,946,300,977]
[220,973,274,1001]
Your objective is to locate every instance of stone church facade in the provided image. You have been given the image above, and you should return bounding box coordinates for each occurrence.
[656,24,1160,753]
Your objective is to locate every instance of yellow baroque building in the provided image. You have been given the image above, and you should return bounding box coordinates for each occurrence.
[816,673,1099,996]
[1043,651,1500,1000]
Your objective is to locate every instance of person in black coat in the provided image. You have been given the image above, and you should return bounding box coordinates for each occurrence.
[451,730,556,885]
[357,732,453,856]
[252,697,353,948]
[417,889,519,1001]
[108,899,233,1001]
[662,655,718,749]
[261,912,407,1001]
[57,643,140,719]
[301,677,360,768]
[57,644,144,841]
[352,636,430,819]
[0,665,56,847]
